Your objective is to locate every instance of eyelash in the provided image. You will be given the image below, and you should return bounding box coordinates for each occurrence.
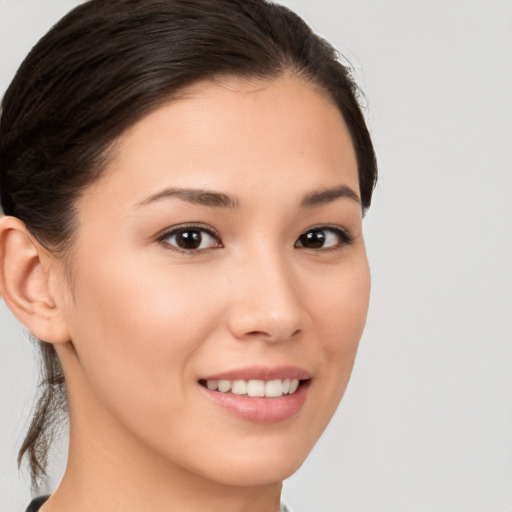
[295,225,354,252]
[157,223,353,254]
[157,223,222,254]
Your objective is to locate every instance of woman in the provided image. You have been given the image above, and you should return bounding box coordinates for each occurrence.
[0,0,377,511]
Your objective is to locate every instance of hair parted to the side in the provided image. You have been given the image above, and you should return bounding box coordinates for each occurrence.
[0,0,377,489]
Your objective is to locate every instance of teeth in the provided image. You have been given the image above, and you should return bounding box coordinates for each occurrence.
[265,379,284,398]
[204,378,301,398]
[247,379,265,397]
[218,380,231,393]
[231,380,247,395]
[206,380,219,391]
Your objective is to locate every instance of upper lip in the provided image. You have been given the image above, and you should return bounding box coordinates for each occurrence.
[200,365,311,382]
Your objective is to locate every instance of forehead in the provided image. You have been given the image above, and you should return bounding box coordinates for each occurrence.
[84,75,359,209]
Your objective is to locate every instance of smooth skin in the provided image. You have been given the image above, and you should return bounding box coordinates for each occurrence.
[0,75,370,512]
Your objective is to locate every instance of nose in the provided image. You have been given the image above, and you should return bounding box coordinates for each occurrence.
[225,251,307,343]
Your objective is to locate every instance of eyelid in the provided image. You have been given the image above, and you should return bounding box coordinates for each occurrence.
[155,222,353,254]
[295,224,354,250]
[157,222,222,253]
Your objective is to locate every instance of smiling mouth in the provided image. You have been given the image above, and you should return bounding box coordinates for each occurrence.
[198,378,309,398]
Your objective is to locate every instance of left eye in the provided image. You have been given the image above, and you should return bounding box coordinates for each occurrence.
[295,227,352,250]
[160,226,222,252]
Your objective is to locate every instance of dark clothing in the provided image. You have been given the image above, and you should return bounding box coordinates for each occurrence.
[25,495,49,511]
[26,495,292,511]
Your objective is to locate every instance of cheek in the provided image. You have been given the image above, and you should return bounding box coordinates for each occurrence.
[70,247,220,345]
[313,254,370,346]
[308,256,370,400]
[64,253,222,418]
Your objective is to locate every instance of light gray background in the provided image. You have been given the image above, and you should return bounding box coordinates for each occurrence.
[1,1,511,511]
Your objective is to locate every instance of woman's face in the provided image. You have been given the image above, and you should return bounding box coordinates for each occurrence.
[56,75,370,486]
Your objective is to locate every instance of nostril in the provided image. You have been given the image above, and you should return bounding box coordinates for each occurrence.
[244,328,301,340]
[246,331,264,337]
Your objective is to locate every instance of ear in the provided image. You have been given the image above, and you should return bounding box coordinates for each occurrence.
[0,216,71,344]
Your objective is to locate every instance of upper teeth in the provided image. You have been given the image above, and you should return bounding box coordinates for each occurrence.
[205,378,300,398]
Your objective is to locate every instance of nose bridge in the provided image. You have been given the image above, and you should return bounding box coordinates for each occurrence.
[227,242,305,341]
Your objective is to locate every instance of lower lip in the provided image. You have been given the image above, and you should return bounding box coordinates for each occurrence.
[200,381,310,424]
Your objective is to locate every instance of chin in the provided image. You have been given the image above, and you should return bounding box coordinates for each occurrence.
[204,453,307,488]
[178,428,317,488]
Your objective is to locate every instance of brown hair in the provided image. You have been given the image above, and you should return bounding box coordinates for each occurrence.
[0,0,377,488]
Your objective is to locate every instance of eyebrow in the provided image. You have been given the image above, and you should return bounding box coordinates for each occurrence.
[137,187,239,209]
[137,184,360,210]
[300,185,361,208]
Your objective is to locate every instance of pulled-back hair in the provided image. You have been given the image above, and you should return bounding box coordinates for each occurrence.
[0,0,377,488]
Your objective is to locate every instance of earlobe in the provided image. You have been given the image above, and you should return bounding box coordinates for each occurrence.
[0,216,70,344]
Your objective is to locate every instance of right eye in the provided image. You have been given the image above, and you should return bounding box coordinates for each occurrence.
[159,224,222,253]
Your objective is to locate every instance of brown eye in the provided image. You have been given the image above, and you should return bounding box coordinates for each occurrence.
[175,229,203,249]
[297,229,326,249]
[295,227,352,250]
[161,226,222,252]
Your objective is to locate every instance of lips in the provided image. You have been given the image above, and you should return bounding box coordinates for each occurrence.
[198,366,311,423]
[201,365,310,382]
